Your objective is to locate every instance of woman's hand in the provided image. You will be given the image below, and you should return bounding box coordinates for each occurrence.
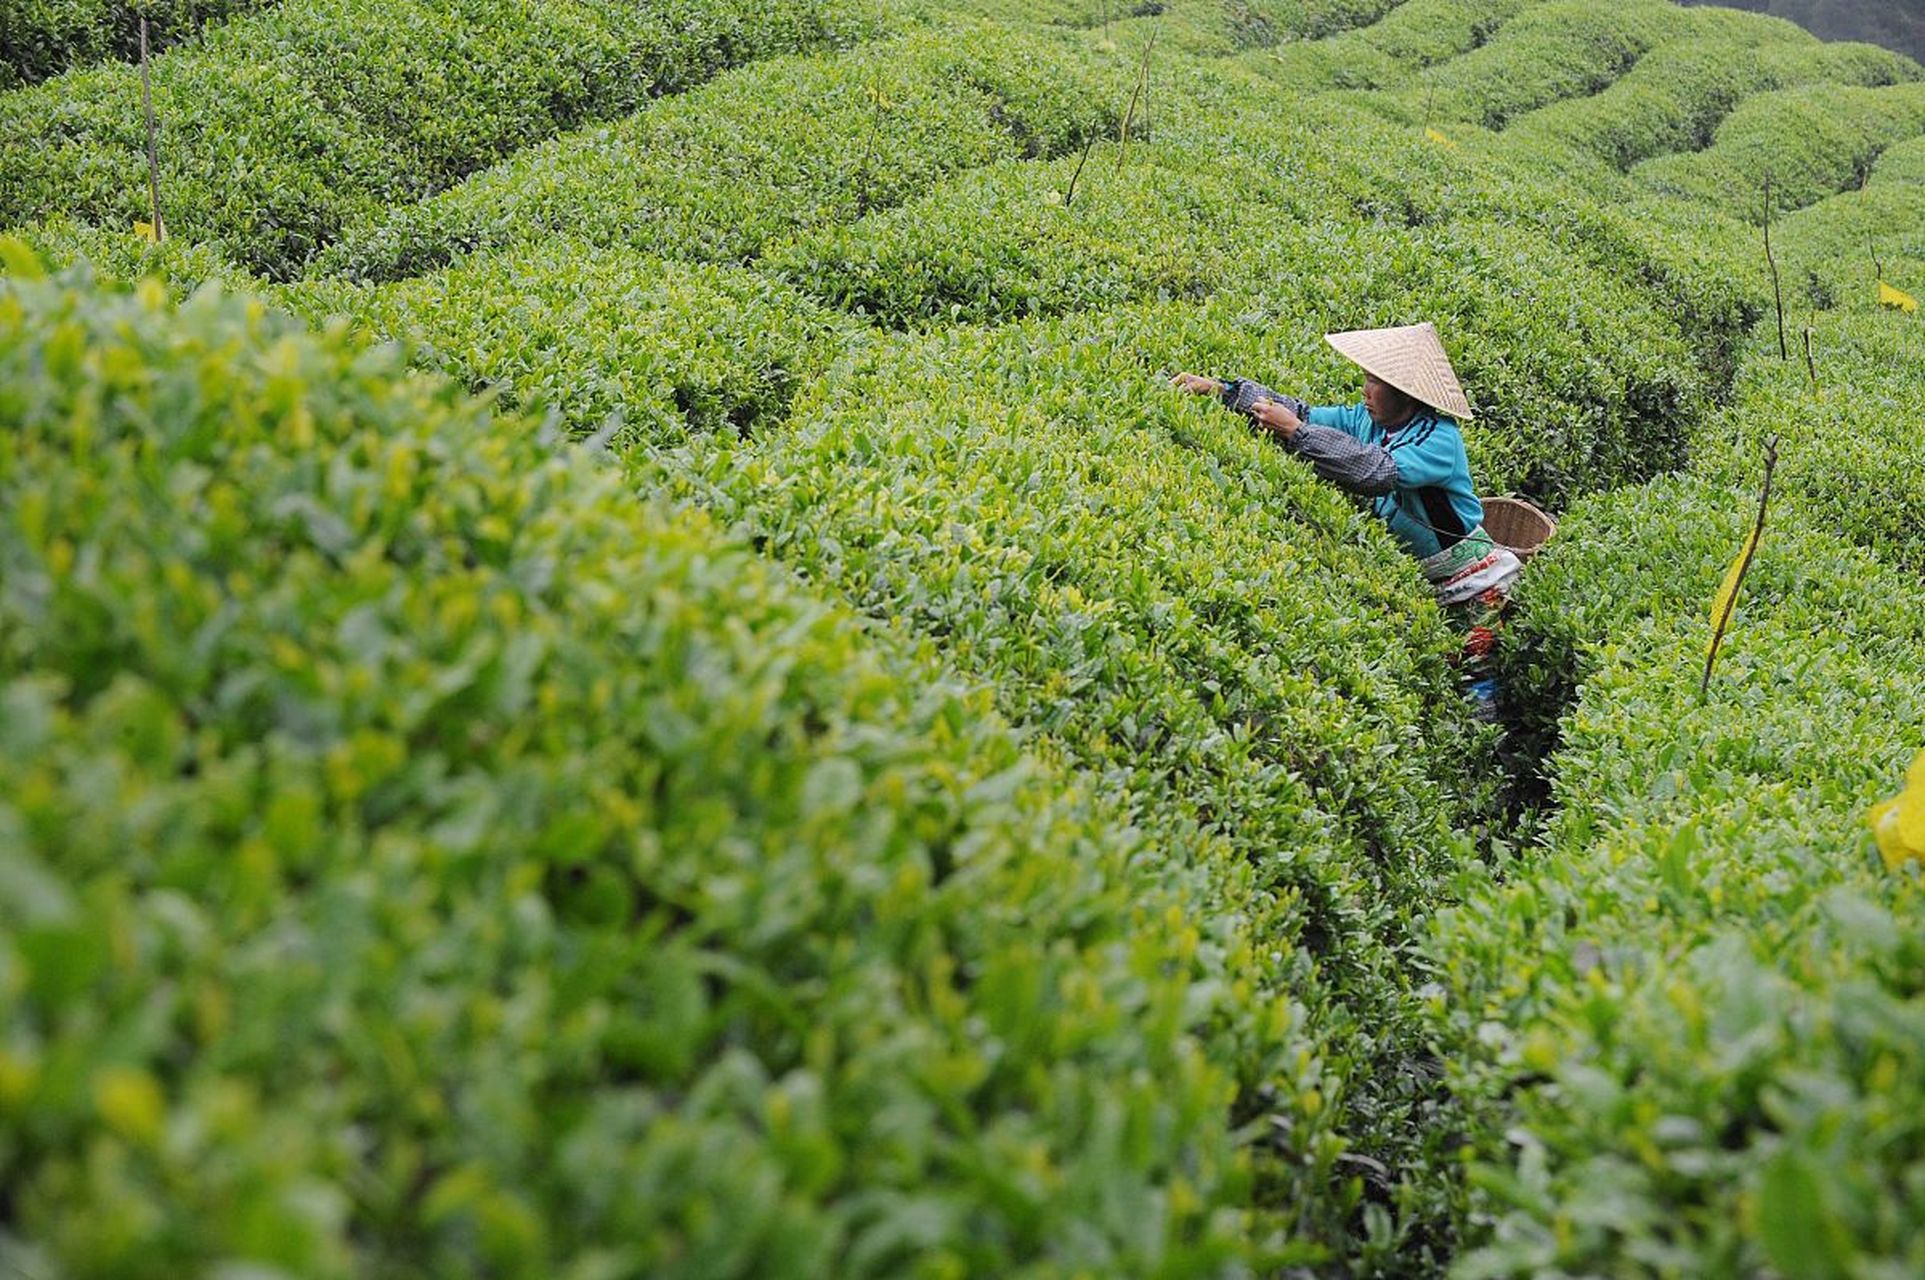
[1168,372,1223,396]
[1250,398,1302,439]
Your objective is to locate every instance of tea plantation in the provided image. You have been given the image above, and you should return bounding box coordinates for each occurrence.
[2,0,1922,1275]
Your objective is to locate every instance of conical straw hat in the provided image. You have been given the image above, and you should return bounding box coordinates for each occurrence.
[1324,321,1474,421]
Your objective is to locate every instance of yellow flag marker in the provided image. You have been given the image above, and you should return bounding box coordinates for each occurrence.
[1704,525,1759,658]
[1424,126,1457,150]
[1869,751,1925,874]
[1878,280,1917,313]
[1700,435,1778,700]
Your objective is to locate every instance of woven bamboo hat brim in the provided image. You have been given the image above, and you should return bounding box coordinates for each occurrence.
[1325,321,1475,421]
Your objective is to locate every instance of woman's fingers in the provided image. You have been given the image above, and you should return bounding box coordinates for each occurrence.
[1252,400,1299,432]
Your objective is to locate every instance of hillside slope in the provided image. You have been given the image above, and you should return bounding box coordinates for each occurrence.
[3,0,1923,1275]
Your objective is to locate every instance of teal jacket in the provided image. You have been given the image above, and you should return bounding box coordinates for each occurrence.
[1301,402,1483,560]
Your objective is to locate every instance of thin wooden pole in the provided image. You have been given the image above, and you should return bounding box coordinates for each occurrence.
[1064,127,1099,207]
[1699,435,1779,702]
[845,0,889,221]
[1802,312,1818,396]
[140,11,165,242]
[1763,176,1785,361]
[1116,25,1158,171]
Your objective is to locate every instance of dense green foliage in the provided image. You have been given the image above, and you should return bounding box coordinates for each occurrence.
[281,244,857,452]
[314,25,1122,283]
[0,259,1332,1278]
[1679,149,1925,582]
[1269,0,1406,42]
[1499,21,1914,175]
[1776,146,1925,305]
[1873,129,1925,178]
[1440,63,1925,1266]
[1335,0,1534,73]
[680,300,1491,1266]
[0,0,878,278]
[7,216,250,298]
[1691,314,1925,574]
[0,0,275,86]
[1250,0,1530,88]
[304,220,1514,1263]
[765,150,1711,505]
[1635,80,1925,215]
[1449,476,1925,1277]
[5,0,1925,1273]
[1417,0,1690,131]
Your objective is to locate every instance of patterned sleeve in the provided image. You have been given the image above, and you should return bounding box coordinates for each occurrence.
[1217,377,1309,425]
[1286,425,1399,496]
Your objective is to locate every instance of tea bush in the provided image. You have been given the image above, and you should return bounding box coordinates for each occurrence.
[0,0,881,278]
[1635,81,1925,217]
[916,0,1114,24]
[962,0,1413,59]
[1873,131,1925,181]
[1441,473,1925,1278]
[1273,0,1406,42]
[0,255,1335,1277]
[1689,313,1925,575]
[768,137,1709,506]
[315,24,1121,284]
[279,243,857,452]
[0,0,275,84]
[1416,0,1688,131]
[11,0,1925,1273]
[1775,180,1925,309]
[689,305,1485,905]
[678,303,1492,1265]
[1342,0,1538,71]
[761,153,1255,328]
[1500,25,1913,175]
[1192,0,1585,64]
[9,216,252,297]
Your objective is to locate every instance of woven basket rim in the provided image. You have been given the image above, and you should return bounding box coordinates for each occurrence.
[1483,495,1556,552]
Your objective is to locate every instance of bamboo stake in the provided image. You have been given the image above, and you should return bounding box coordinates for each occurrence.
[845,0,890,220]
[1116,25,1158,171]
[1699,434,1779,703]
[1064,126,1100,207]
[1802,311,1819,396]
[1763,176,1785,361]
[140,11,165,242]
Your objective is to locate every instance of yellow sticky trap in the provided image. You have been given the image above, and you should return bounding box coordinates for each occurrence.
[1878,280,1917,313]
[1705,524,1760,657]
[1869,750,1925,874]
[134,220,157,242]
[1424,126,1457,150]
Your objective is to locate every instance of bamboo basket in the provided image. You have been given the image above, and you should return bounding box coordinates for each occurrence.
[1483,495,1556,562]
